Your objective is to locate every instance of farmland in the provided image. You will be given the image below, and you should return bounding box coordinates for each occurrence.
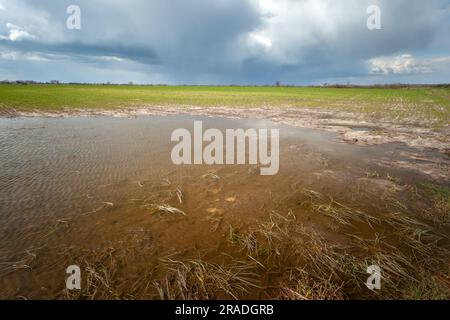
[1,84,449,126]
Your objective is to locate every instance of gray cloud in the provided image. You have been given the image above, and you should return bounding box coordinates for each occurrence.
[0,0,449,84]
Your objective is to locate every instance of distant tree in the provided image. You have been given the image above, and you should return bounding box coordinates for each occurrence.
[276,81,281,87]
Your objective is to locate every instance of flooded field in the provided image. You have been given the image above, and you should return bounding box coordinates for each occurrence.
[0,115,449,299]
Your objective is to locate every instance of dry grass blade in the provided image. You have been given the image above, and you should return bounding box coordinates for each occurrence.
[175,186,183,204]
[148,204,186,216]
[201,172,220,181]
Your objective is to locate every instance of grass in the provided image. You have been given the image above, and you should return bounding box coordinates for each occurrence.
[301,189,380,228]
[226,193,450,299]
[420,182,450,203]
[1,84,449,126]
[154,259,260,300]
[418,182,450,224]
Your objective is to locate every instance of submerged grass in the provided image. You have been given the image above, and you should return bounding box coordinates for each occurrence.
[418,182,450,224]
[153,259,261,300]
[301,189,380,229]
[60,185,448,300]
[5,184,450,300]
[3,166,449,300]
[226,190,450,299]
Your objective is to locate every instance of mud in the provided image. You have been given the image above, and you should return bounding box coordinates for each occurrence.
[6,105,449,153]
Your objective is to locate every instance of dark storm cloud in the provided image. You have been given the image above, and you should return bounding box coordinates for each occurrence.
[0,0,449,84]
[0,40,160,64]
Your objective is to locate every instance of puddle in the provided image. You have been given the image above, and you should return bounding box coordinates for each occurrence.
[0,115,449,299]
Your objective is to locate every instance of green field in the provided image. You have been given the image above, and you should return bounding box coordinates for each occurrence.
[1,84,449,125]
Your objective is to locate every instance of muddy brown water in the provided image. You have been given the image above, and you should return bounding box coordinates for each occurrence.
[0,115,449,299]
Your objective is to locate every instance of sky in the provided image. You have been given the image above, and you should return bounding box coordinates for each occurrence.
[0,0,449,85]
